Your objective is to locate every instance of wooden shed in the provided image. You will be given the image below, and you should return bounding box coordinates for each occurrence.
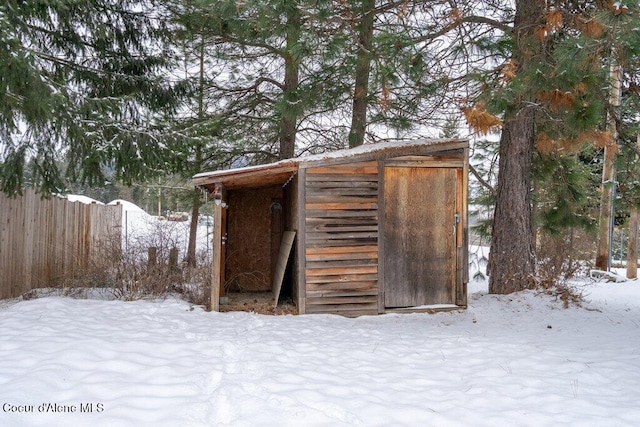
[193,138,469,316]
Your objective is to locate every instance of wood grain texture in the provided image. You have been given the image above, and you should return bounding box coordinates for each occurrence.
[225,186,282,292]
[272,231,296,307]
[211,199,223,312]
[382,166,457,307]
[302,162,379,315]
[0,189,122,299]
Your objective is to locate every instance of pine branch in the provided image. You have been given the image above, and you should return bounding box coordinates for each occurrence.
[470,164,496,195]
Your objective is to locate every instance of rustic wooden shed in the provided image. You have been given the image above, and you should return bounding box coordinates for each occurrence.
[193,138,469,316]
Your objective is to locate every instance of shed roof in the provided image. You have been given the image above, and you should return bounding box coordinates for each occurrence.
[193,138,467,191]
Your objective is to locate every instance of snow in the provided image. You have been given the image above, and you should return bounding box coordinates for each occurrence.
[102,199,212,261]
[1,278,640,426]
[60,194,104,205]
[108,199,147,215]
[193,138,464,182]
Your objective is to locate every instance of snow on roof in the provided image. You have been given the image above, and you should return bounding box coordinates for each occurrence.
[300,137,464,163]
[193,138,467,186]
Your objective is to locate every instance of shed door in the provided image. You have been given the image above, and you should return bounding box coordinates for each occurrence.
[383,167,457,308]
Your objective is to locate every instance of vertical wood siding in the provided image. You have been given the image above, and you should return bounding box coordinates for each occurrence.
[304,161,379,316]
[0,189,122,299]
[382,166,457,307]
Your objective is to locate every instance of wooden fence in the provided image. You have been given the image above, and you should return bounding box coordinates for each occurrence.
[0,189,122,299]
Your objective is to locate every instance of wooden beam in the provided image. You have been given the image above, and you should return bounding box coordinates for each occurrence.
[210,182,226,312]
[296,168,307,314]
[377,159,385,314]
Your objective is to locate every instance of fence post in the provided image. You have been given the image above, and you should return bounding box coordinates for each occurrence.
[169,247,178,272]
[148,247,157,271]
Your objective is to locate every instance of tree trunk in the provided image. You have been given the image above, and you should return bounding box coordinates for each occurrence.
[488,0,543,294]
[348,0,375,148]
[627,205,638,279]
[279,3,301,160]
[186,189,201,268]
[595,62,622,270]
[488,113,537,293]
[626,134,640,279]
[186,35,206,267]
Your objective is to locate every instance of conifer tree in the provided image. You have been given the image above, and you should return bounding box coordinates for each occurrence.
[172,0,311,161]
[460,0,639,292]
[522,2,640,271]
[0,0,183,194]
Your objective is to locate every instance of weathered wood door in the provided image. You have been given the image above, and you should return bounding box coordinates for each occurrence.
[383,166,457,307]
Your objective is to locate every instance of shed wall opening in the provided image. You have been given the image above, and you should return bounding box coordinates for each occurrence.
[222,184,297,308]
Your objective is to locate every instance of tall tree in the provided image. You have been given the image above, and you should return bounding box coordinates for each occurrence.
[460,0,544,293]
[463,0,640,292]
[0,0,183,194]
[348,0,375,148]
[173,0,310,162]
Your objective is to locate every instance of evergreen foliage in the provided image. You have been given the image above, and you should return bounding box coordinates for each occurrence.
[534,152,599,235]
[0,0,184,194]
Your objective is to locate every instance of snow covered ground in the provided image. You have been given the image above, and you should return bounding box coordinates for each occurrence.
[1,275,639,426]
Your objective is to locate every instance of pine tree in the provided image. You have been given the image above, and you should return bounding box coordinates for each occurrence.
[170,0,313,161]
[458,0,640,292]
[0,0,183,194]
[481,0,544,293]
[348,0,375,148]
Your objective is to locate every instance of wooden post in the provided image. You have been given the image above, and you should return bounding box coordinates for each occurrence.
[169,247,178,272]
[270,198,283,287]
[596,61,622,270]
[627,207,638,279]
[210,182,227,311]
[219,202,227,298]
[211,201,222,312]
[148,247,157,270]
[627,134,640,279]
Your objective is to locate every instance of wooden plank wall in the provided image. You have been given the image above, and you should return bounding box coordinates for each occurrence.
[0,189,122,299]
[304,161,379,316]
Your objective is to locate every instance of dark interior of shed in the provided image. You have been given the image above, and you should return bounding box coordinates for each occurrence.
[222,183,296,310]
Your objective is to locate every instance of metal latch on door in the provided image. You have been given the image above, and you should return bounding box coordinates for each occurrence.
[453,212,460,235]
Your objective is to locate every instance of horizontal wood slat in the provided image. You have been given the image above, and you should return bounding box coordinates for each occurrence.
[306,251,377,262]
[305,162,377,175]
[305,239,377,248]
[306,258,378,269]
[306,226,378,235]
[306,181,378,189]
[304,302,378,316]
[306,188,378,197]
[306,195,378,203]
[306,265,377,276]
[305,210,378,219]
[306,245,378,255]
[306,231,378,241]
[306,217,377,225]
[306,295,377,306]
[305,174,378,183]
[306,202,377,210]
[307,281,378,292]
[303,161,380,316]
[306,290,378,298]
[305,272,378,284]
